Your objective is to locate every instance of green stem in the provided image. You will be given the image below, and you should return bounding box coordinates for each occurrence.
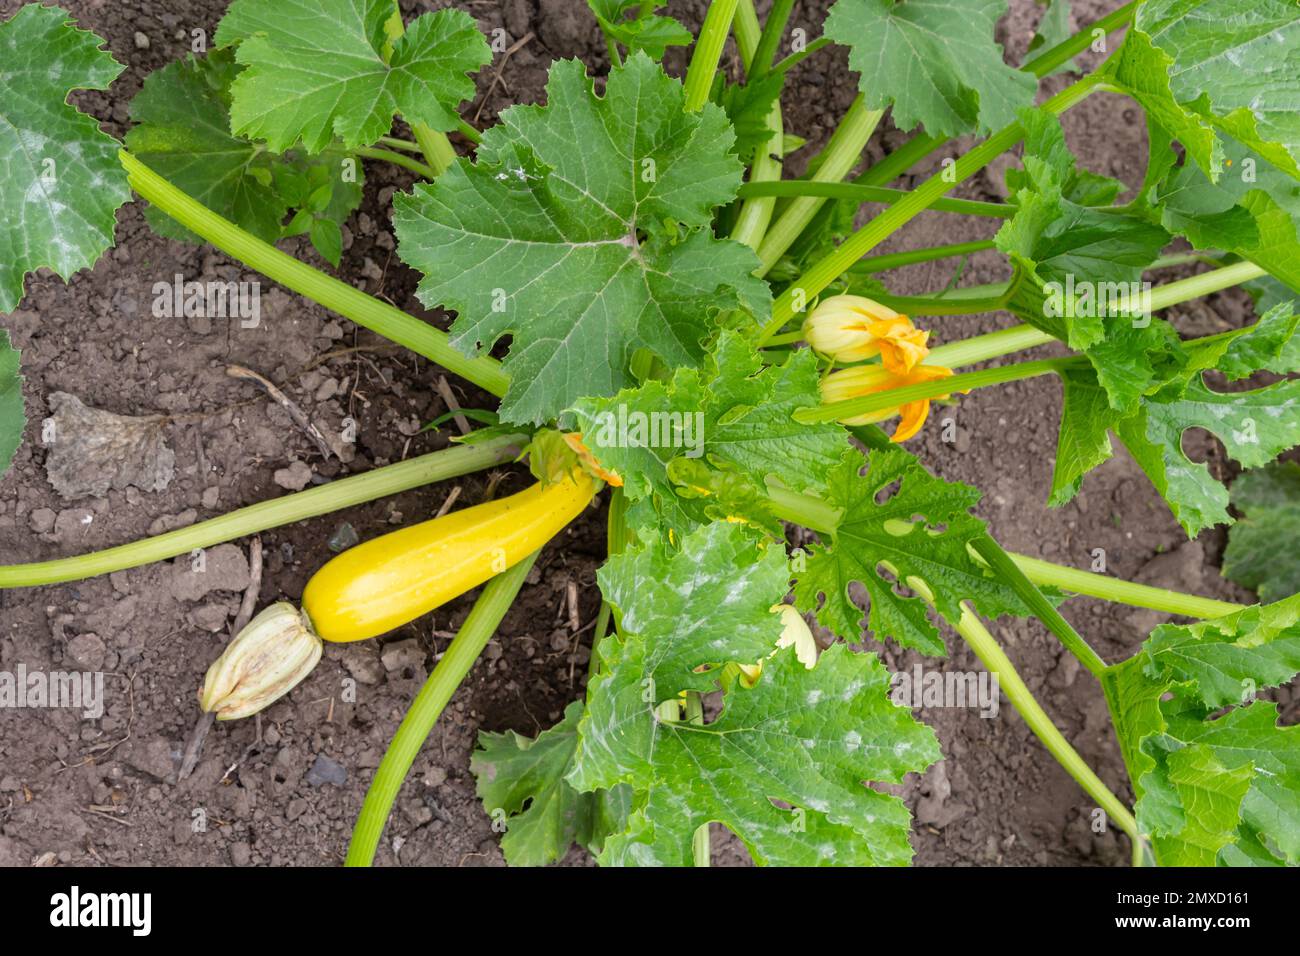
[1146,261,1265,312]
[0,435,526,589]
[758,76,1101,343]
[1006,554,1244,619]
[750,0,794,78]
[345,551,539,867]
[871,283,1014,317]
[355,146,438,180]
[683,0,741,112]
[853,134,940,189]
[456,119,483,145]
[951,602,1141,845]
[378,136,424,153]
[794,357,1081,424]
[852,239,999,274]
[730,0,783,251]
[756,97,884,274]
[410,124,457,177]
[737,181,1012,218]
[769,36,831,76]
[924,325,1056,368]
[119,151,510,398]
[972,535,1108,678]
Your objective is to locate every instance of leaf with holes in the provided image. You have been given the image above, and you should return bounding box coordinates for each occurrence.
[793,448,1034,655]
[394,53,770,424]
[1116,374,1300,536]
[570,637,940,866]
[1103,594,1300,866]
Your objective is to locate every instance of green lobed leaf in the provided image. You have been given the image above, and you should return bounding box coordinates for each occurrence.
[0,4,131,313]
[717,71,785,164]
[1223,461,1300,601]
[997,111,1176,414]
[587,0,692,59]
[793,448,1037,656]
[1116,374,1300,536]
[568,330,847,533]
[1151,141,1300,298]
[215,0,490,152]
[824,0,1035,138]
[570,639,940,866]
[596,521,793,693]
[0,329,23,477]
[395,53,770,425]
[1104,594,1300,866]
[125,50,364,266]
[471,700,630,866]
[1049,364,1114,507]
[1106,0,1300,184]
[1024,0,1075,75]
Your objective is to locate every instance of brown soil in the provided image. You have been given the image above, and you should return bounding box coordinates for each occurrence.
[0,0,1273,869]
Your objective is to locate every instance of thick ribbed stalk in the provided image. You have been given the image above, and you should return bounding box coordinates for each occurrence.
[0,435,526,589]
[346,551,539,866]
[756,97,883,274]
[1146,261,1265,311]
[683,0,741,112]
[409,124,456,177]
[730,0,783,250]
[120,152,510,398]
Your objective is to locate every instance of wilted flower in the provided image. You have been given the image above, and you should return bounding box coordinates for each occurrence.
[199,602,323,720]
[738,603,818,686]
[820,362,955,442]
[803,295,930,372]
[562,432,623,487]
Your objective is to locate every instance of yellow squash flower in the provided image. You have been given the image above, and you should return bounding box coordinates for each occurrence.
[821,362,955,442]
[803,295,930,372]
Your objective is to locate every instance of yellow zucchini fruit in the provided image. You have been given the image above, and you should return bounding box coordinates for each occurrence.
[302,469,597,642]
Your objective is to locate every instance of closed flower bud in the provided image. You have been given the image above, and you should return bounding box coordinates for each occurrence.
[199,602,323,720]
[803,295,930,372]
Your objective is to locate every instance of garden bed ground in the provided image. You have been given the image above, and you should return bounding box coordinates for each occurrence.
[0,0,1270,867]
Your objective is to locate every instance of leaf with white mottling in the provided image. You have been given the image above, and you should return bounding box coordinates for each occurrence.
[0,5,130,313]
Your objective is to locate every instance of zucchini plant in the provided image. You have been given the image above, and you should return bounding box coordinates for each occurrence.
[1,0,1298,868]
